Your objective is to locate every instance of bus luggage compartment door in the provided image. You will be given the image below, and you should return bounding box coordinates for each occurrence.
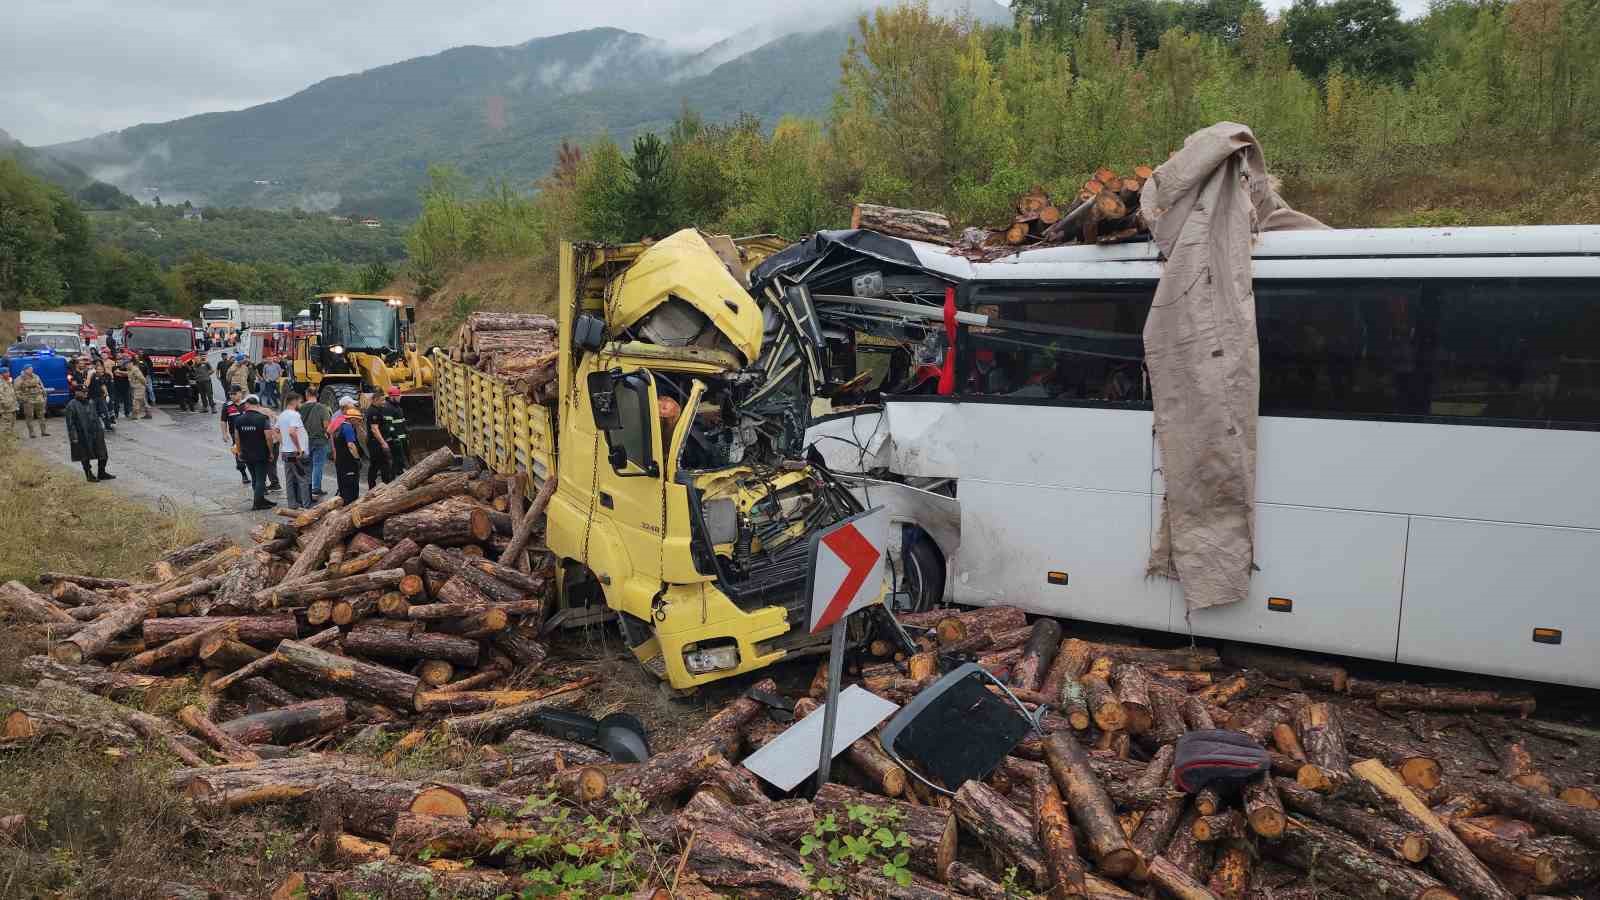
[1182,504,1409,662]
[1398,516,1599,688]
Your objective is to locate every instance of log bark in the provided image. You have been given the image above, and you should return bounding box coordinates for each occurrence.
[1207,845,1251,900]
[344,624,480,667]
[206,548,272,614]
[50,602,146,664]
[1375,688,1536,717]
[274,639,421,711]
[1010,618,1063,693]
[178,705,260,763]
[844,733,907,797]
[851,204,953,243]
[673,789,810,898]
[454,733,607,784]
[934,605,1027,644]
[348,473,472,529]
[1035,775,1089,898]
[143,614,299,647]
[1276,777,1429,863]
[0,682,140,745]
[1044,731,1140,877]
[1148,855,1221,900]
[40,572,132,591]
[1469,777,1600,848]
[491,626,547,670]
[207,625,341,696]
[1350,758,1516,900]
[20,656,179,703]
[1192,810,1246,842]
[1221,644,1348,692]
[47,580,116,608]
[1042,637,1092,701]
[748,798,815,844]
[1349,729,1445,791]
[1112,663,1154,734]
[1494,739,1554,795]
[438,684,589,740]
[1451,816,1600,890]
[1081,673,1127,734]
[814,782,956,881]
[415,679,591,715]
[219,698,348,745]
[1295,702,1350,793]
[116,618,236,673]
[1243,772,1286,838]
[499,474,557,568]
[271,862,508,900]
[1082,642,1220,671]
[252,568,405,609]
[953,779,1046,885]
[382,503,491,546]
[1269,817,1459,900]
[1149,683,1188,744]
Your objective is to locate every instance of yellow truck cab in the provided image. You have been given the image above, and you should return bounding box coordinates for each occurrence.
[434,230,868,689]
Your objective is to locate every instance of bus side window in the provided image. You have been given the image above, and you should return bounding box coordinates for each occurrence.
[958,284,1153,404]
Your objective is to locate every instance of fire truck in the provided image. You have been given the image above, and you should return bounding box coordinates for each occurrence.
[122,312,199,400]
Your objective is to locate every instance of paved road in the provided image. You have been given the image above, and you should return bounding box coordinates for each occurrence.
[21,347,306,545]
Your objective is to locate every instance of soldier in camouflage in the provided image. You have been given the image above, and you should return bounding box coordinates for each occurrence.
[15,367,48,437]
[127,358,151,419]
[0,369,15,436]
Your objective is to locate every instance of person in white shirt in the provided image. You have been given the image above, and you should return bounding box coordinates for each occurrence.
[276,392,311,509]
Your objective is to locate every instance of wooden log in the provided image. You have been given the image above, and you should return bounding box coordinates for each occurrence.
[39,572,132,591]
[934,605,1027,644]
[1469,777,1600,848]
[115,618,236,673]
[1192,810,1246,842]
[142,614,299,647]
[270,861,508,900]
[1147,855,1221,900]
[1451,816,1600,890]
[0,682,141,745]
[1294,702,1349,793]
[1273,722,1308,761]
[1243,772,1286,838]
[349,473,472,529]
[1112,663,1154,734]
[845,733,906,797]
[1207,844,1251,900]
[219,698,347,745]
[1044,731,1139,877]
[490,626,547,670]
[178,705,259,763]
[1269,817,1459,900]
[1220,644,1347,692]
[1349,758,1515,900]
[815,782,956,880]
[382,503,491,546]
[953,779,1046,885]
[252,568,405,609]
[1148,683,1188,744]
[344,624,479,667]
[1276,777,1429,863]
[460,555,546,596]
[50,602,146,664]
[415,680,591,715]
[1,580,78,626]
[1009,618,1063,693]
[198,637,267,671]
[1349,729,1445,791]
[672,790,810,898]
[499,474,556,568]
[1494,739,1554,795]
[274,639,420,711]
[1081,642,1220,671]
[851,204,953,243]
[19,656,177,703]
[1042,638,1092,700]
[1035,774,1089,898]
[1081,672,1126,733]
[416,660,453,686]
[1375,687,1536,717]
[1195,673,1259,708]
[207,625,340,696]
[47,580,116,608]
[452,563,528,605]
[438,685,588,740]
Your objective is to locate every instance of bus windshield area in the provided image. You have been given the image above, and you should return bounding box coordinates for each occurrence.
[126,326,194,353]
[330,299,399,351]
[200,308,234,321]
[21,333,84,354]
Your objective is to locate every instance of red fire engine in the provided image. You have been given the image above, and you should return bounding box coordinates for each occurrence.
[122,312,199,400]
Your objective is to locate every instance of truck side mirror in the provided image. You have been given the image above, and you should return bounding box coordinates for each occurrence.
[404,306,416,323]
[309,302,323,320]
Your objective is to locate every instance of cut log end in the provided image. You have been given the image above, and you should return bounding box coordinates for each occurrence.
[410,785,470,818]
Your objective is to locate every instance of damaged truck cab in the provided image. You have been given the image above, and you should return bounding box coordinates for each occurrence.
[443,230,865,690]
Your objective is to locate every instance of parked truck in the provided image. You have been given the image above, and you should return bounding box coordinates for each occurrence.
[18,311,88,359]
[199,299,281,346]
[431,231,875,690]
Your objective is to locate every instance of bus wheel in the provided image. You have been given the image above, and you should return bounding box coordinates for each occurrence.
[898,528,945,614]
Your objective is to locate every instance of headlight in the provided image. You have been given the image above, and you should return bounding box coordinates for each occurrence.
[683,643,739,674]
[329,345,345,355]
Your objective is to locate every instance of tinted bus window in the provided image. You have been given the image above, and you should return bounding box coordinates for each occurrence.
[959,284,1152,403]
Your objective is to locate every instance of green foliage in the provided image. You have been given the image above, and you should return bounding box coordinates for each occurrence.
[89,203,405,268]
[0,158,66,308]
[1282,0,1423,82]
[801,803,914,895]
[498,788,663,898]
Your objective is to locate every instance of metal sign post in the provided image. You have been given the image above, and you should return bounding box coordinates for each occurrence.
[803,506,890,790]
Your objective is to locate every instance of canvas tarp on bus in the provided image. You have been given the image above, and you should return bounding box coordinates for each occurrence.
[1141,122,1326,612]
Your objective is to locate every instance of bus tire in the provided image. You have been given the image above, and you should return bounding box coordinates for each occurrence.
[899,528,945,614]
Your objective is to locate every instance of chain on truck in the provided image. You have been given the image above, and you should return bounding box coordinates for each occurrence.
[432,231,894,690]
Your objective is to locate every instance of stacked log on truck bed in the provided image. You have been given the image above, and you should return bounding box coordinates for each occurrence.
[447,311,558,398]
[5,453,1599,897]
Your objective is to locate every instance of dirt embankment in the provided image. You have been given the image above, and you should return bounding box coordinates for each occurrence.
[393,257,558,351]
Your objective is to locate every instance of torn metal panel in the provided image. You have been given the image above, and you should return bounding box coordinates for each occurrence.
[609,229,765,364]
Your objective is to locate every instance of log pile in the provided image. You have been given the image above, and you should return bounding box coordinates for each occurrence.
[7,514,1600,900]
[447,311,559,398]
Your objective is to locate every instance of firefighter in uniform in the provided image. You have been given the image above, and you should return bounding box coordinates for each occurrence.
[0,369,16,436]
[381,386,410,480]
[127,357,151,419]
[15,367,48,437]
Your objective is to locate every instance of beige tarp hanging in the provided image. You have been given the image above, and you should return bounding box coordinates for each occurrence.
[1141,123,1326,611]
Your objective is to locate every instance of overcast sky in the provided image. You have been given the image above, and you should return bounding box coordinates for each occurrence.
[5,0,1422,147]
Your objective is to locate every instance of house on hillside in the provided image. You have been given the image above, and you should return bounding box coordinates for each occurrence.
[328,215,353,225]
[182,206,203,222]
[360,217,382,229]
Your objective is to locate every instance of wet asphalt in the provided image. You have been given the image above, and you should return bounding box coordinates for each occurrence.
[19,348,304,545]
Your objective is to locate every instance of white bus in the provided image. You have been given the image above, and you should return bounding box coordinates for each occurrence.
[787,225,1600,689]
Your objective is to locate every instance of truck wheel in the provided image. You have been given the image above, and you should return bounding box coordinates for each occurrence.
[898,529,945,614]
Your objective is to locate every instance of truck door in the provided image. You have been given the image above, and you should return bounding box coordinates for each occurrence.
[573,364,669,601]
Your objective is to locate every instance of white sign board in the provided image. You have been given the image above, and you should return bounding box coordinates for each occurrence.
[807,506,890,634]
[741,685,899,791]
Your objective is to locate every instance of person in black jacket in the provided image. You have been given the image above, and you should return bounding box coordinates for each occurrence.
[65,387,115,482]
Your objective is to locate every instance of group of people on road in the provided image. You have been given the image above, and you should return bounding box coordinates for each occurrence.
[220,385,411,510]
[216,353,290,411]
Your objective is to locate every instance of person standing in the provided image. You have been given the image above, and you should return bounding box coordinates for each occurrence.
[233,395,277,510]
[65,387,115,482]
[112,353,133,418]
[260,357,282,408]
[127,358,151,419]
[141,356,155,407]
[193,356,215,412]
[216,354,232,403]
[276,393,311,509]
[381,386,411,480]
[330,396,363,503]
[171,361,194,412]
[229,354,251,395]
[299,392,331,499]
[97,355,119,425]
[363,393,391,489]
[220,389,250,485]
[15,367,48,437]
[0,369,16,436]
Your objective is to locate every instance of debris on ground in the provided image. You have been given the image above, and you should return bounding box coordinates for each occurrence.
[1,443,1598,897]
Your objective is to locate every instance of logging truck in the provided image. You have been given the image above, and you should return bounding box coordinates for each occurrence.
[794,224,1600,690]
[433,230,882,689]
